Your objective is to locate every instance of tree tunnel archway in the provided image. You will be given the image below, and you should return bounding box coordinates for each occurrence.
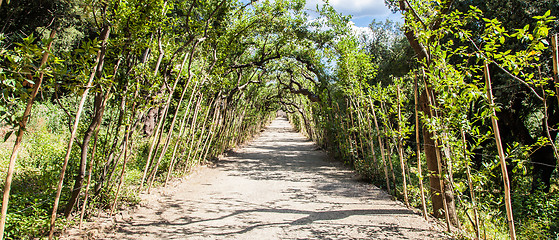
[1,0,558,239]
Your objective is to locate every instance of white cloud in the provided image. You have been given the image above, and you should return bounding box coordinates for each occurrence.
[306,0,390,18]
[330,0,388,16]
[305,0,400,27]
[349,21,374,41]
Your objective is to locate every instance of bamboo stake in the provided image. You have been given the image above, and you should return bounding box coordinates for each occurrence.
[139,63,184,191]
[368,98,392,193]
[139,108,165,189]
[110,126,131,214]
[484,62,516,240]
[200,101,224,162]
[95,87,127,194]
[461,130,481,239]
[179,95,203,173]
[551,34,559,107]
[182,97,210,173]
[421,69,452,231]
[197,99,222,163]
[361,94,380,176]
[396,85,409,207]
[351,98,367,164]
[108,84,141,213]
[380,102,397,193]
[0,29,56,240]
[386,138,397,194]
[164,89,200,186]
[147,39,203,189]
[333,102,344,159]
[147,60,193,190]
[354,98,374,171]
[347,98,358,163]
[414,72,428,220]
[188,98,215,167]
[79,123,100,228]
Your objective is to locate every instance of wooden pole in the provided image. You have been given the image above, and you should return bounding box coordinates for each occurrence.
[179,95,203,173]
[350,98,366,162]
[368,98,392,193]
[461,130,481,239]
[551,34,559,107]
[414,73,428,220]
[380,102,397,193]
[396,85,409,207]
[362,94,380,176]
[484,62,516,240]
[421,68,453,230]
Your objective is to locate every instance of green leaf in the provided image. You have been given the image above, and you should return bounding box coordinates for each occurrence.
[4,130,13,142]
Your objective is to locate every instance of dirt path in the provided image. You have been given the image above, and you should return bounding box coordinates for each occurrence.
[69,117,447,239]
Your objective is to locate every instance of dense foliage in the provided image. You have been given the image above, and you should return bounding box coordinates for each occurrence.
[0,0,557,239]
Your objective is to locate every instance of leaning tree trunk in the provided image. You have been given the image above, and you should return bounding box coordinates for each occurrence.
[419,88,452,230]
[79,57,121,227]
[94,84,127,195]
[49,25,110,240]
[398,0,457,229]
[64,92,107,217]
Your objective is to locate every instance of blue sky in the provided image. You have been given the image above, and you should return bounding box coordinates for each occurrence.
[305,0,402,27]
[239,0,403,28]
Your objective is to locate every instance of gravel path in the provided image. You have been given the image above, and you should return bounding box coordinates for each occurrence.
[70,117,447,239]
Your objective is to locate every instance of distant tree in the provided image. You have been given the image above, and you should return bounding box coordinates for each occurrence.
[364,19,415,85]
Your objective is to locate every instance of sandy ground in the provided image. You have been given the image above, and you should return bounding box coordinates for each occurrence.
[64,117,448,239]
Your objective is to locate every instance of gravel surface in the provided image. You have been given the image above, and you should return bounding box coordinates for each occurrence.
[64,117,448,239]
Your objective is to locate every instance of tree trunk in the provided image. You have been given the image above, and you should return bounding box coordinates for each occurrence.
[78,55,119,224]
[49,25,110,240]
[143,108,158,136]
[64,92,106,218]
[419,88,457,230]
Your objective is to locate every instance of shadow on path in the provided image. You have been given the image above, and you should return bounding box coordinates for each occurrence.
[100,118,447,240]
